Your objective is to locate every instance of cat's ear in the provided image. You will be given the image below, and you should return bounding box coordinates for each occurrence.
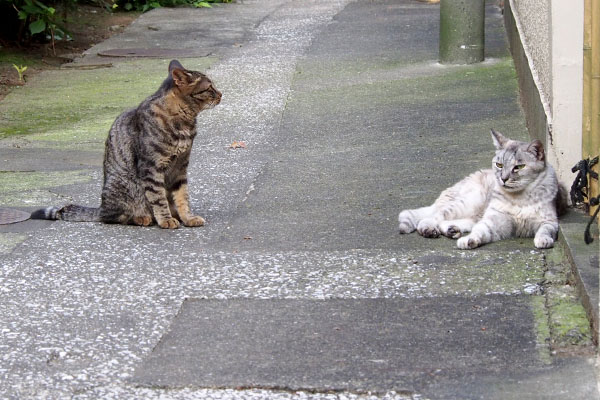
[527,140,545,161]
[490,129,508,150]
[168,59,185,73]
[171,68,193,87]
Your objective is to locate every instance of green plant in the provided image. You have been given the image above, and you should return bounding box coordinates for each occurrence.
[12,64,27,81]
[11,0,70,54]
[113,0,232,12]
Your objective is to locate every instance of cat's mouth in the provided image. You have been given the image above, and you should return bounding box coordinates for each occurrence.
[500,182,523,192]
[202,99,220,110]
[207,95,222,109]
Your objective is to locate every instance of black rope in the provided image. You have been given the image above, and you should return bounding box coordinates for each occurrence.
[584,195,600,244]
[570,156,599,244]
[570,156,598,206]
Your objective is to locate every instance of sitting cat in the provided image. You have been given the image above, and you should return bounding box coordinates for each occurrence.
[31,59,221,229]
[398,130,568,249]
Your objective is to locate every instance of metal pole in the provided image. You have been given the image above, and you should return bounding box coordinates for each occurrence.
[439,0,485,64]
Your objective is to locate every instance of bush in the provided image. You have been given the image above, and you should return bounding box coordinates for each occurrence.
[113,0,232,13]
[0,0,232,48]
[1,0,76,45]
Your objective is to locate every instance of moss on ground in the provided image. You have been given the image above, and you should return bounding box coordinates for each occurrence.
[547,285,593,347]
[0,170,92,207]
[0,233,27,255]
[531,295,552,364]
[538,245,593,352]
[0,57,217,147]
[293,57,518,108]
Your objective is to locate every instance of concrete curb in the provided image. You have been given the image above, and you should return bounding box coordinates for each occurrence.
[559,210,599,344]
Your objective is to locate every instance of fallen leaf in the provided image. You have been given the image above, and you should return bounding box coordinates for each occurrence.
[229,141,247,149]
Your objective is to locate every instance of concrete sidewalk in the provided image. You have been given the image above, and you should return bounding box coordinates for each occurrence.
[0,0,597,399]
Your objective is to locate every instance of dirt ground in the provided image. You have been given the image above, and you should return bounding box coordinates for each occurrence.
[0,5,140,102]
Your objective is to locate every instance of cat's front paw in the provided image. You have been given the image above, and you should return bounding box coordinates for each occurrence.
[399,222,415,234]
[132,215,153,226]
[182,215,205,227]
[398,211,415,234]
[417,220,440,238]
[158,217,180,229]
[441,224,462,239]
[534,235,554,249]
[457,236,480,249]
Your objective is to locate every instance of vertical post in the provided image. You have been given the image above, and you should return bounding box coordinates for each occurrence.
[583,0,599,216]
[591,0,600,217]
[439,0,485,64]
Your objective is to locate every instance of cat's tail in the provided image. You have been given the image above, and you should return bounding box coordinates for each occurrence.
[30,204,101,222]
[556,183,570,217]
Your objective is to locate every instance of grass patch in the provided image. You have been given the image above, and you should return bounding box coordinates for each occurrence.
[0,57,217,144]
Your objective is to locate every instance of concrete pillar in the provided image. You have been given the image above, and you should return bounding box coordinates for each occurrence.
[439,0,485,64]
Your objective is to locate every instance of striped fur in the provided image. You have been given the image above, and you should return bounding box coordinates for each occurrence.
[30,60,221,228]
[398,130,568,249]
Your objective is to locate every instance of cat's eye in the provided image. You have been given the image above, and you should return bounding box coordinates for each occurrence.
[513,164,525,171]
[495,162,503,168]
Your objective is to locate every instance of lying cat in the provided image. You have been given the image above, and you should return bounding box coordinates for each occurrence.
[398,130,568,249]
[31,60,221,229]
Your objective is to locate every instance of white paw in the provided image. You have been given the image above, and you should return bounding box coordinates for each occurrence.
[440,223,462,239]
[417,219,440,238]
[534,235,554,249]
[398,211,415,234]
[457,236,480,249]
[399,222,415,234]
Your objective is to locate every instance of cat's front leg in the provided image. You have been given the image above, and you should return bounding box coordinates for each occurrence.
[143,172,180,229]
[533,222,558,249]
[399,206,436,234]
[170,180,205,227]
[457,213,512,249]
[416,218,441,238]
[440,218,475,239]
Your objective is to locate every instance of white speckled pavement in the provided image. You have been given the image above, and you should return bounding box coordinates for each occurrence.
[0,1,597,399]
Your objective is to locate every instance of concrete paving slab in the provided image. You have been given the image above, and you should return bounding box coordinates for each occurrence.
[559,210,599,342]
[77,0,289,66]
[133,297,540,394]
[133,298,598,400]
[217,1,527,252]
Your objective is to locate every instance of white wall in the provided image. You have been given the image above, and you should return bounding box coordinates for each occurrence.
[548,0,584,185]
[509,0,583,185]
[511,0,552,108]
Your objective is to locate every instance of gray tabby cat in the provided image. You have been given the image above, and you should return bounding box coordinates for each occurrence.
[398,130,568,249]
[31,60,221,229]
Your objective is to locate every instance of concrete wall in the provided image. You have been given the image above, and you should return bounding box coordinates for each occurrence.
[506,0,584,186]
[510,0,552,108]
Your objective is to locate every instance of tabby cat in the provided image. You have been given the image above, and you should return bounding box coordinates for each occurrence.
[31,60,221,229]
[398,130,568,249]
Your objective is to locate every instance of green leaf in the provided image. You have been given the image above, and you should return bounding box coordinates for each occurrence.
[33,0,49,11]
[29,20,46,35]
[195,1,212,7]
[17,11,28,20]
[22,4,43,14]
[124,2,133,11]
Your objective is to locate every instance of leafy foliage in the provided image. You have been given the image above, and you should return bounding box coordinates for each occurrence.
[114,0,232,13]
[2,0,74,48]
[1,0,231,46]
